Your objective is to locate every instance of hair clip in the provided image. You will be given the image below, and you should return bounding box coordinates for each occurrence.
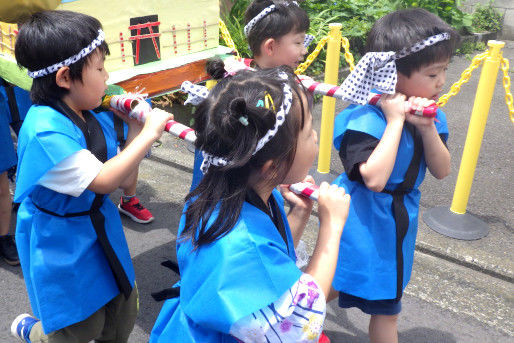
[264,93,275,111]
[256,92,276,112]
[238,116,249,126]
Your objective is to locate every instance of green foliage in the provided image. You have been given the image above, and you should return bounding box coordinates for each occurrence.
[395,0,472,34]
[219,0,474,77]
[222,0,252,58]
[301,0,396,77]
[472,2,503,33]
[455,40,486,56]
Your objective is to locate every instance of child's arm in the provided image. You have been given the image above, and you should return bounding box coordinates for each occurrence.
[305,182,350,298]
[358,93,406,192]
[279,175,315,247]
[406,97,450,179]
[88,108,172,194]
[116,117,145,190]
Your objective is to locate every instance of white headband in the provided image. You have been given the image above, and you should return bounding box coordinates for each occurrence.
[244,1,303,39]
[196,72,293,174]
[28,29,106,78]
[339,32,450,105]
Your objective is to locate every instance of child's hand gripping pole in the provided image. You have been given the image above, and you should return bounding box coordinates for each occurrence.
[288,182,320,201]
[102,94,197,144]
[367,93,438,118]
[103,94,320,200]
[298,76,438,118]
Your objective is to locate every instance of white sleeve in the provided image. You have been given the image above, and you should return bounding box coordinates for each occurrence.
[229,273,326,343]
[37,149,104,197]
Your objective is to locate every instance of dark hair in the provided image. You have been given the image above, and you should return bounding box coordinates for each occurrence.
[15,10,110,104]
[245,0,310,56]
[366,8,460,77]
[182,63,308,248]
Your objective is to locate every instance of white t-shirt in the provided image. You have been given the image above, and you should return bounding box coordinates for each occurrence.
[37,149,103,197]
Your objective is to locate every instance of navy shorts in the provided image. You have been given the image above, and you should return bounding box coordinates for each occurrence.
[338,292,402,315]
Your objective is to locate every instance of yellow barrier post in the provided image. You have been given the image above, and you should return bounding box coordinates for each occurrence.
[423,40,506,240]
[317,23,342,175]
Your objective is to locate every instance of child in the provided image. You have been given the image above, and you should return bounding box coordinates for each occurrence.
[0,85,19,265]
[10,10,172,342]
[151,67,350,342]
[190,0,311,190]
[332,8,458,343]
[244,0,310,70]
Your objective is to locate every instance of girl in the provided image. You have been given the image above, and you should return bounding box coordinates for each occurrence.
[332,8,458,343]
[11,10,172,342]
[151,67,350,342]
[190,0,311,190]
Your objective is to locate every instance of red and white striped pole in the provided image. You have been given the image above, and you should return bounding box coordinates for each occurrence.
[102,94,321,201]
[298,76,438,118]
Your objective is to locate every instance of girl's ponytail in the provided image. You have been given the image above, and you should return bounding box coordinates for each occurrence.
[182,67,306,248]
[206,58,226,80]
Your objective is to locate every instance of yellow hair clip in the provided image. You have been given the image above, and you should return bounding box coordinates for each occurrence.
[264,93,275,112]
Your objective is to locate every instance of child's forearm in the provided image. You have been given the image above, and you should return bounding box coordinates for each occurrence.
[420,124,451,179]
[305,219,342,298]
[359,119,404,192]
[88,131,156,194]
[117,125,143,190]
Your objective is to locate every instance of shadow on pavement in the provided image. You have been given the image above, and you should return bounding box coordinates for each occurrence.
[132,240,180,335]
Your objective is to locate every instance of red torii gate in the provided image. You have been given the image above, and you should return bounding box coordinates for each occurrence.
[128,21,161,65]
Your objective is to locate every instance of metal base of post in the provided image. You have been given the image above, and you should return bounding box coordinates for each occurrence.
[310,167,337,185]
[423,206,489,240]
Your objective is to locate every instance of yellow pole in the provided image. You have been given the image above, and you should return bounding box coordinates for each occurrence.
[317,23,342,174]
[450,41,505,214]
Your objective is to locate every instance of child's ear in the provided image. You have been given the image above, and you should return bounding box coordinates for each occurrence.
[55,66,72,89]
[261,38,276,57]
[260,160,275,176]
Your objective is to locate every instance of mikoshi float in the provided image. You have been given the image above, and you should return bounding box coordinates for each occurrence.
[0,0,230,96]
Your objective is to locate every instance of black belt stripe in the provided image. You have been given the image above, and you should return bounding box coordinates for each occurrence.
[39,100,132,299]
[382,123,423,301]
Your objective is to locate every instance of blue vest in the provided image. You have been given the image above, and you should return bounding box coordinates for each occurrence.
[332,104,448,300]
[151,189,301,342]
[15,105,134,334]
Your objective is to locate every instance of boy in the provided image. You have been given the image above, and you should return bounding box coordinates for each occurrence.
[331,8,459,343]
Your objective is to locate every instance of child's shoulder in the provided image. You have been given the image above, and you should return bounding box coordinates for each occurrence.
[334,104,386,148]
[22,104,82,138]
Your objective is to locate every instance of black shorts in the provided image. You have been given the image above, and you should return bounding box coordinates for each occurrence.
[338,291,402,315]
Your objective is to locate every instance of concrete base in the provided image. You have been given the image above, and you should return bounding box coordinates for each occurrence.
[423,206,489,240]
[309,166,337,185]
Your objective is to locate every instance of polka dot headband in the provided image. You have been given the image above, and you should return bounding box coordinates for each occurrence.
[28,29,106,79]
[339,32,450,105]
[199,72,293,174]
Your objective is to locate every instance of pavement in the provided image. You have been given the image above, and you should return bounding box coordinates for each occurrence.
[0,42,512,342]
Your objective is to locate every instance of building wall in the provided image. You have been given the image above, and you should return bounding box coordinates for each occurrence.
[460,0,514,40]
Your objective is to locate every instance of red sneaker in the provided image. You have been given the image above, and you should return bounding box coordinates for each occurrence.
[118,196,154,224]
[319,332,331,343]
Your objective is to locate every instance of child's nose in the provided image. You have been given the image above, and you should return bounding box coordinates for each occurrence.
[437,73,446,88]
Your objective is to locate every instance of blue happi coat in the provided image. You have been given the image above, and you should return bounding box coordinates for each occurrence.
[332,103,448,300]
[14,104,134,334]
[151,189,301,342]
